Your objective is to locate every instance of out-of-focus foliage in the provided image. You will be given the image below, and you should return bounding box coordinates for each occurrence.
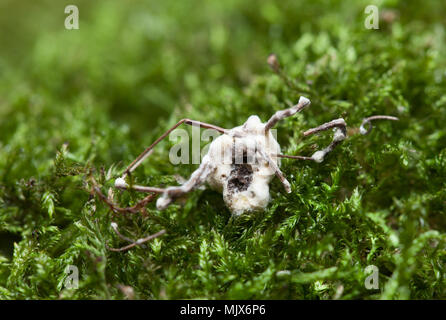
[0,0,445,299]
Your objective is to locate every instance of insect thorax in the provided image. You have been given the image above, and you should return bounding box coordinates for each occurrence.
[206,116,281,215]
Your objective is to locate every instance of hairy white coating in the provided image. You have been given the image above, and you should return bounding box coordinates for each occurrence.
[156,195,171,210]
[205,115,281,215]
[298,96,310,106]
[114,177,128,188]
[310,127,347,163]
[107,94,398,221]
[359,125,368,135]
[311,150,326,163]
[333,127,346,142]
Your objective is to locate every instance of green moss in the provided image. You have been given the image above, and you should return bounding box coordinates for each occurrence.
[0,0,445,299]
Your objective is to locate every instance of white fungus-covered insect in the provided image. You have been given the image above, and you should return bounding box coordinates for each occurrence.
[115,96,310,216]
[91,97,398,251]
[91,55,400,251]
[188,114,282,215]
[107,96,397,216]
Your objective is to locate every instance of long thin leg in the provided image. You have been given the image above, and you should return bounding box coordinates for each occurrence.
[278,115,398,162]
[264,96,311,131]
[114,180,166,194]
[94,185,158,213]
[275,154,313,161]
[114,118,225,193]
[111,222,136,243]
[302,118,347,137]
[156,156,216,209]
[302,118,347,163]
[106,225,166,252]
[90,176,158,213]
[258,150,292,193]
[122,118,227,178]
[359,115,399,135]
[274,119,348,164]
[115,155,215,209]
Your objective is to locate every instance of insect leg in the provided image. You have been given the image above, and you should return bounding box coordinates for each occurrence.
[89,176,158,213]
[106,224,166,252]
[122,119,227,178]
[301,118,347,163]
[359,115,399,135]
[258,150,292,193]
[264,96,311,131]
[155,155,216,209]
[275,154,314,161]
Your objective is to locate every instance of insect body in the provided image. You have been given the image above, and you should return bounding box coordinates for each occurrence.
[183,114,282,215]
[112,96,397,216]
[93,95,398,251]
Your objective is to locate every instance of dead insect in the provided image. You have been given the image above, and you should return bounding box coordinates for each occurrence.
[90,55,400,251]
[110,96,398,216]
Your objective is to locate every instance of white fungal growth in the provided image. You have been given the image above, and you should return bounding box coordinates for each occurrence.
[155,115,283,215]
[311,150,326,163]
[114,177,128,188]
[205,115,281,215]
[310,127,347,163]
[156,192,173,210]
[333,127,346,142]
[276,270,292,277]
[109,92,398,216]
[298,96,310,106]
[359,125,369,135]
